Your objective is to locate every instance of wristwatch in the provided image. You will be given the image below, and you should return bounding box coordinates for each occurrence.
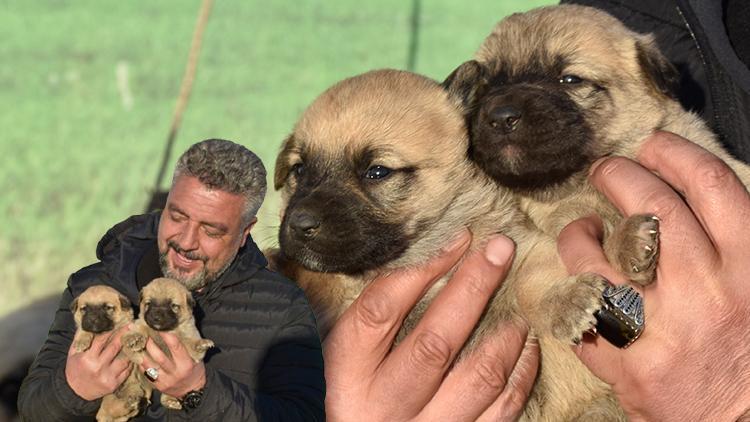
[180,389,204,411]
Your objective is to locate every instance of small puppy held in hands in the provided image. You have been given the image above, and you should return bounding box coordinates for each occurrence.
[444,4,750,285]
[71,285,148,422]
[122,277,213,410]
[271,69,624,420]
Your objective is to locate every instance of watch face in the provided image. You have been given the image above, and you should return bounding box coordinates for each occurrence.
[182,390,203,410]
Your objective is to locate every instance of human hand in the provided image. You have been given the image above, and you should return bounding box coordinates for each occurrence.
[65,326,132,401]
[324,229,540,422]
[139,332,206,399]
[557,131,750,421]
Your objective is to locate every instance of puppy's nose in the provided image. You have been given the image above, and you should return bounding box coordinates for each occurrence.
[488,105,522,132]
[289,211,320,239]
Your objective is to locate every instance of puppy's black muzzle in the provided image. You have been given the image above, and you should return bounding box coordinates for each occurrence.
[145,305,179,331]
[81,306,115,333]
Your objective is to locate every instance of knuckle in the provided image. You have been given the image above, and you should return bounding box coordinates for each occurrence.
[640,190,681,221]
[411,330,453,370]
[354,288,396,329]
[594,156,630,179]
[693,155,734,190]
[462,272,493,298]
[473,356,508,391]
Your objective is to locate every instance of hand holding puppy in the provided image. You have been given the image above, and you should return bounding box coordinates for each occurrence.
[66,328,131,401]
[557,132,750,421]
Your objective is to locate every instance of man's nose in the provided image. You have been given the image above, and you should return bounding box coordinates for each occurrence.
[176,224,200,250]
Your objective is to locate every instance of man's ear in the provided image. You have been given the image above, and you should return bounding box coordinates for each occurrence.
[274,135,295,191]
[635,35,680,100]
[442,60,488,112]
[240,216,257,247]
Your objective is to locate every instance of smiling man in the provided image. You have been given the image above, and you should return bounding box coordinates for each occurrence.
[19,139,325,421]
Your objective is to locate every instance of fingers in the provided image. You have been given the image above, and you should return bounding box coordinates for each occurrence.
[372,234,516,417]
[589,155,717,272]
[98,326,126,362]
[324,229,472,381]
[418,321,532,421]
[477,335,540,422]
[557,215,627,285]
[142,334,175,373]
[638,131,750,258]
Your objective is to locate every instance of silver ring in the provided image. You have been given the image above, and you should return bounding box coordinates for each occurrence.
[144,367,159,382]
[594,282,645,348]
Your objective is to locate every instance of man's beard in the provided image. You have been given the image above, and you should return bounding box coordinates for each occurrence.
[159,240,235,291]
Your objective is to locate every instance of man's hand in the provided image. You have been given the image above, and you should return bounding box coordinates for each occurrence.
[557,131,750,421]
[139,332,206,399]
[65,326,132,401]
[325,230,540,422]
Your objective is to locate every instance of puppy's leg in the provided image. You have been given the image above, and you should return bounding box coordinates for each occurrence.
[605,214,659,286]
[72,330,95,353]
[541,273,608,344]
[121,320,149,365]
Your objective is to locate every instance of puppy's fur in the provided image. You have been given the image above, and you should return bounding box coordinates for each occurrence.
[71,285,148,422]
[271,69,625,420]
[446,5,750,285]
[122,278,213,410]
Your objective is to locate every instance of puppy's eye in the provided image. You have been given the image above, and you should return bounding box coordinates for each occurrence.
[81,305,88,312]
[105,304,115,312]
[560,75,583,84]
[171,304,180,313]
[364,165,392,180]
[291,163,305,177]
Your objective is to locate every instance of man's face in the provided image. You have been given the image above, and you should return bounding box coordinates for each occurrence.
[157,175,255,290]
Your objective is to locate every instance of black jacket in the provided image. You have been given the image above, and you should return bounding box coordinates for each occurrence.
[562,0,750,164]
[18,212,325,421]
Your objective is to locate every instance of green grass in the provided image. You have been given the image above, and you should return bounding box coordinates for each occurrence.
[0,0,553,316]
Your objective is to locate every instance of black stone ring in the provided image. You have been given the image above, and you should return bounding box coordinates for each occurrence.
[594,282,644,348]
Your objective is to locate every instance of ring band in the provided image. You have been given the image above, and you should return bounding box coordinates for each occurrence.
[144,367,159,382]
[594,282,644,348]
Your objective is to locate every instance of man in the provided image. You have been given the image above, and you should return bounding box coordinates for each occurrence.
[18,139,325,421]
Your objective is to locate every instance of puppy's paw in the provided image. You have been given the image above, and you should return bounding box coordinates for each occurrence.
[123,332,147,352]
[195,338,214,354]
[161,393,182,410]
[72,338,91,353]
[548,273,607,345]
[606,214,659,286]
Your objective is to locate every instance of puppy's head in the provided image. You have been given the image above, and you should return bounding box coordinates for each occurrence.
[275,69,474,274]
[71,285,133,334]
[445,5,680,200]
[139,277,195,331]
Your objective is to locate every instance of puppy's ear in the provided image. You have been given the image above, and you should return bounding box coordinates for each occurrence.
[274,135,295,190]
[635,36,680,100]
[118,292,131,310]
[442,60,487,112]
[186,293,196,309]
[69,297,79,313]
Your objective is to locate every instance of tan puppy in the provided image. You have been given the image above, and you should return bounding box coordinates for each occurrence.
[445,4,750,285]
[271,69,626,420]
[71,285,148,422]
[122,278,213,410]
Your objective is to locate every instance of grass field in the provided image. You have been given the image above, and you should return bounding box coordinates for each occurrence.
[0,0,553,317]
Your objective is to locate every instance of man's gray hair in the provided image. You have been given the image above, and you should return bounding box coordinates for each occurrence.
[172,139,267,223]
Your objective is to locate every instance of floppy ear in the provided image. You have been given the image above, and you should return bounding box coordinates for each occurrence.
[118,292,131,310]
[187,293,196,309]
[274,135,295,190]
[635,36,680,100]
[69,297,79,313]
[442,60,488,112]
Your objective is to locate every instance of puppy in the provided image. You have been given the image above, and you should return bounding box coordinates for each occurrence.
[71,285,148,422]
[271,69,626,420]
[122,278,213,410]
[444,4,750,285]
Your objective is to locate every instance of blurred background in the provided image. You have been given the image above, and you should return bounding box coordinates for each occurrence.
[1,0,552,318]
[1,0,555,418]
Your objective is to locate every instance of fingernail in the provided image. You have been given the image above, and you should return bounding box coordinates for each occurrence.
[445,228,471,252]
[484,235,515,266]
